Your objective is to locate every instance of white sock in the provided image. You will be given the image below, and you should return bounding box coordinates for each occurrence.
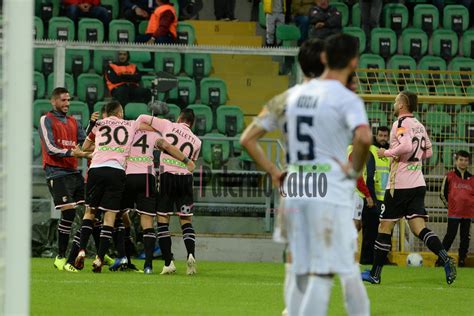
[284,263,292,308]
[287,274,308,316]
[340,272,370,316]
[299,275,333,316]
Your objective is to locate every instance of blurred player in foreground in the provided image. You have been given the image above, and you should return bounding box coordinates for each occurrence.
[361,91,457,285]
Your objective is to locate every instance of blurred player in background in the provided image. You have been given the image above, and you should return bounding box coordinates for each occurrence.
[155,109,201,275]
[241,38,327,316]
[362,91,457,285]
[38,87,91,272]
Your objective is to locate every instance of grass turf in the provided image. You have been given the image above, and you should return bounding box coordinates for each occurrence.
[31,258,474,315]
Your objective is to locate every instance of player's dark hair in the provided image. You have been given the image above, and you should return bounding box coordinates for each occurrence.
[178,108,195,127]
[325,33,359,70]
[455,150,471,162]
[399,90,418,113]
[51,87,69,99]
[104,100,122,116]
[377,126,390,133]
[298,38,325,78]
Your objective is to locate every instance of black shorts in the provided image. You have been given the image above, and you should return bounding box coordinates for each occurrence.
[121,174,157,216]
[156,173,194,216]
[380,186,428,221]
[47,173,85,209]
[85,167,126,212]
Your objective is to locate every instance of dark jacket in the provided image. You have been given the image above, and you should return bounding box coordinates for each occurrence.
[122,0,157,15]
[308,4,341,39]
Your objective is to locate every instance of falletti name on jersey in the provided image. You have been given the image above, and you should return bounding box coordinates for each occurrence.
[171,127,198,145]
[296,96,318,109]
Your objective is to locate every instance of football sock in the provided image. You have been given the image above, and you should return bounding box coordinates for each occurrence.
[340,271,370,316]
[98,225,114,261]
[181,223,195,257]
[299,275,333,316]
[283,263,292,308]
[287,272,307,316]
[114,218,126,258]
[124,226,135,263]
[157,222,172,266]
[371,233,392,278]
[418,228,449,264]
[67,229,81,264]
[57,209,75,257]
[79,219,94,250]
[143,228,156,268]
[92,221,101,251]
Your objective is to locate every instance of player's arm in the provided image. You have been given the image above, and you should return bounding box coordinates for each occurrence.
[155,138,195,172]
[439,175,449,208]
[380,124,412,158]
[81,130,95,153]
[135,114,167,134]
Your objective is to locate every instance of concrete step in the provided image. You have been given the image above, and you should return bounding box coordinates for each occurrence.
[187,20,257,37]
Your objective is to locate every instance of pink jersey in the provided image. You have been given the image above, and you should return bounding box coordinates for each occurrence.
[125,130,162,175]
[383,114,433,189]
[89,115,155,169]
[152,120,201,175]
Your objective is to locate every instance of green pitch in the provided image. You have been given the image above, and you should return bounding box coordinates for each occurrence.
[31,258,474,315]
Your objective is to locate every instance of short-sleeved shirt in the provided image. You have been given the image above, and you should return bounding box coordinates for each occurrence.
[284,79,368,207]
[384,114,432,189]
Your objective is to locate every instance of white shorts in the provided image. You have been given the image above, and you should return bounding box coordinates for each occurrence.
[353,193,364,221]
[285,199,359,276]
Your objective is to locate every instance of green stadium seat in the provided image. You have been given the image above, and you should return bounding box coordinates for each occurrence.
[109,19,135,43]
[201,133,230,167]
[65,49,91,77]
[47,73,75,96]
[448,57,474,87]
[431,29,458,61]
[93,101,107,116]
[34,16,44,40]
[129,51,153,72]
[433,85,464,97]
[367,110,388,133]
[413,4,439,34]
[442,140,470,168]
[33,71,46,100]
[177,22,196,45]
[370,28,397,58]
[425,143,439,169]
[216,105,244,137]
[258,1,266,28]
[343,27,365,54]
[382,3,409,32]
[69,101,90,127]
[32,130,42,161]
[33,99,52,128]
[187,104,213,136]
[170,0,180,15]
[351,3,361,27]
[162,103,181,122]
[276,24,301,47]
[387,55,417,83]
[443,5,469,34]
[462,29,474,59]
[169,76,196,107]
[138,20,148,35]
[101,0,119,19]
[425,111,453,137]
[155,52,182,75]
[35,0,60,22]
[370,81,399,95]
[124,103,149,120]
[200,77,228,107]
[35,48,55,76]
[418,55,447,83]
[92,50,117,74]
[76,73,105,108]
[78,18,104,42]
[401,28,428,61]
[333,2,349,27]
[183,53,212,79]
[48,17,75,41]
[404,83,429,95]
[455,112,474,142]
[358,54,385,82]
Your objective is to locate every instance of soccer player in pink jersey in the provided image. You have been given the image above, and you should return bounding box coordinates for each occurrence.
[120,118,195,274]
[154,109,202,275]
[362,91,457,285]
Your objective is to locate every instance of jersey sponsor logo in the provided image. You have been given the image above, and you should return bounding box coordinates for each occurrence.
[58,139,76,147]
[97,146,126,153]
[126,156,153,162]
[407,165,422,171]
[162,157,186,168]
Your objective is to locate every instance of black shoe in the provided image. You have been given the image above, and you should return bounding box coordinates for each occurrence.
[435,258,444,267]
[458,257,465,267]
